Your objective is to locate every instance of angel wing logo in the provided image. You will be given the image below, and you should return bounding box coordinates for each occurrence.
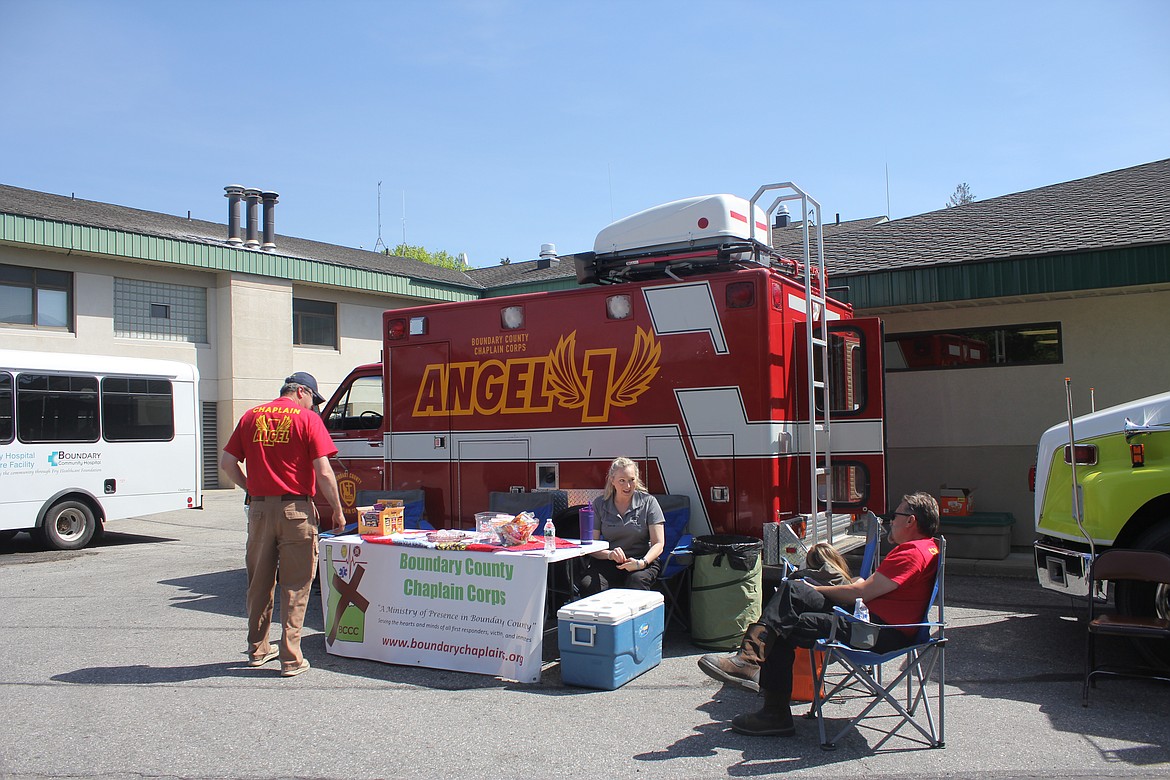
[253,414,292,446]
[610,327,661,407]
[546,332,588,410]
[546,327,661,420]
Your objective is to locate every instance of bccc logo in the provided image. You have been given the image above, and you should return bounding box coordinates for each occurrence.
[412,327,661,423]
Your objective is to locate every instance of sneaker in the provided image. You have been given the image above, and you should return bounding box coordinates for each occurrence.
[280,658,311,678]
[247,648,279,667]
[697,652,760,693]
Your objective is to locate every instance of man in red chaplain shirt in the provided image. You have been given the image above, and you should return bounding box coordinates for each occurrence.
[698,491,941,737]
[220,372,344,678]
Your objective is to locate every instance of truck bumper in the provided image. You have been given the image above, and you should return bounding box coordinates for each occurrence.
[1034,541,1093,598]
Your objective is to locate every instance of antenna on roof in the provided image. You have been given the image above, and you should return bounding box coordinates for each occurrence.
[373,181,387,253]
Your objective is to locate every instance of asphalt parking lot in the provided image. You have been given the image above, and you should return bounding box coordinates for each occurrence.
[1,489,1168,780]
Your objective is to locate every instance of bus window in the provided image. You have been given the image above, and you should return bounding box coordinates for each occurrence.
[0,372,13,444]
[17,373,99,443]
[102,377,175,441]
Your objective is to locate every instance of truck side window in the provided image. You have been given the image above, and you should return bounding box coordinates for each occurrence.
[326,375,384,432]
[814,328,866,415]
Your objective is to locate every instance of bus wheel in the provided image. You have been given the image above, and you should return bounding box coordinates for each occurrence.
[37,500,97,551]
[1115,521,1170,669]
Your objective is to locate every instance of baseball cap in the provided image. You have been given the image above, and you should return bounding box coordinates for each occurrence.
[286,371,326,406]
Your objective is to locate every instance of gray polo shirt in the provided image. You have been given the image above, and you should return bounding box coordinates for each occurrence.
[592,491,664,559]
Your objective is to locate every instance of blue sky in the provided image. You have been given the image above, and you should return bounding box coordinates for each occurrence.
[1,0,1167,267]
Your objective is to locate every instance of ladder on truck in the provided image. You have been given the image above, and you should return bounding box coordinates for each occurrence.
[751,184,863,558]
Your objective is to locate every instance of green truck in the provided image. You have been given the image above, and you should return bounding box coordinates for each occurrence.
[1033,390,1170,664]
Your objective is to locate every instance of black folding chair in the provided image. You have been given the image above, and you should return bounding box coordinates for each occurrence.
[1083,548,1170,705]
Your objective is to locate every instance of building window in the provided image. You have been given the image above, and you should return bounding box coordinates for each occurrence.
[113,278,207,342]
[0,264,71,329]
[293,298,337,348]
[885,322,1062,371]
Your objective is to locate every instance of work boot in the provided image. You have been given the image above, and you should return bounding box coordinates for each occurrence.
[697,623,773,693]
[730,689,796,737]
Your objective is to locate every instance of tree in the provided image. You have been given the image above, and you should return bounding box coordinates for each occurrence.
[946,183,975,208]
[386,243,468,270]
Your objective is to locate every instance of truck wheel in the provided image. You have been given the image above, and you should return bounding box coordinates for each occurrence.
[36,500,97,551]
[1114,522,1170,669]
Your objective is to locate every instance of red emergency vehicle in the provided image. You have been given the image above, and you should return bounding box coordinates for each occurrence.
[320,185,887,548]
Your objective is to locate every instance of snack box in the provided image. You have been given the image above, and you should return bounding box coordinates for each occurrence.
[940,487,974,516]
[557,589,664,690]
[357,500,404,536]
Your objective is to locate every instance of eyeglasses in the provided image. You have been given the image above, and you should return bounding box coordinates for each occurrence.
[891,511,915,522]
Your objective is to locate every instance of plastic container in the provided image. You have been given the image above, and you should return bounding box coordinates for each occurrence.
[558,589,664,690]
[475,511,508,534]
[690,534,763,650]
[939,511,1015,559]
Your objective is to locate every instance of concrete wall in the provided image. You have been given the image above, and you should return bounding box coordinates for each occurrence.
[874,285,1170,546]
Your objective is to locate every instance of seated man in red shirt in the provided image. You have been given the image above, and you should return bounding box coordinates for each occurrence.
[698,491,941,737]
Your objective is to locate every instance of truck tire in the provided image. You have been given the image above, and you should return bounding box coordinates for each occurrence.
[1114,522,1170,669]
[36,500,97,551]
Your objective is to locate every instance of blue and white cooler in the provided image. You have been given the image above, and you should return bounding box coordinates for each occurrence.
[557,589,664,690]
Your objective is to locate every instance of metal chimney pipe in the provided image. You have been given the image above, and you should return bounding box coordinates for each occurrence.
[224,185,245,244]
[261,191,279,251]
[243,188,261,248]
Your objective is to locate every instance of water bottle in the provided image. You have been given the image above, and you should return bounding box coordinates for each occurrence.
[852,598,876,649]
[544,518,556,555]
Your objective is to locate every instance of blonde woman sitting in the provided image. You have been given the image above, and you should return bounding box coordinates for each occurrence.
[576,457,665,595]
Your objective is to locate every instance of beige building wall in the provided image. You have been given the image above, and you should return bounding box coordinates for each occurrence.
[874,284,1170,546]
[2,243,416,488]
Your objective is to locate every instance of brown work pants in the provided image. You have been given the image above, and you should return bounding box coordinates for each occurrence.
[246,497,318,673]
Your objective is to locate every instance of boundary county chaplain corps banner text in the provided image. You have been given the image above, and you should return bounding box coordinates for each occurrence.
[319,537,546,682]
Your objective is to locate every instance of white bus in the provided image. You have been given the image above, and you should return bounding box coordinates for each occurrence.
[0,349,202,550]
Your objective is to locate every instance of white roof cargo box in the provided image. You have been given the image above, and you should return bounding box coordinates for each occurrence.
[593,194,770,255]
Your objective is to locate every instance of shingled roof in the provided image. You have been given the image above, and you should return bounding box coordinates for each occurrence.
[0,184,483,289]
[811,158,1170,275]
[771,215,889,260]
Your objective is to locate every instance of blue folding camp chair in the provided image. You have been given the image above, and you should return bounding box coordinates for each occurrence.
[806,536,947,751]
[653,494,693,631]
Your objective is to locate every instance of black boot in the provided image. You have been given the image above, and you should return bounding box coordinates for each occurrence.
[697,623,774,693]
[730,689,796,737]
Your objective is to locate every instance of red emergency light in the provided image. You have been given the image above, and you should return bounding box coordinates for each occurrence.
[1063,444,1098,466]
[387,318,407,340]
[726,281,755,309]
